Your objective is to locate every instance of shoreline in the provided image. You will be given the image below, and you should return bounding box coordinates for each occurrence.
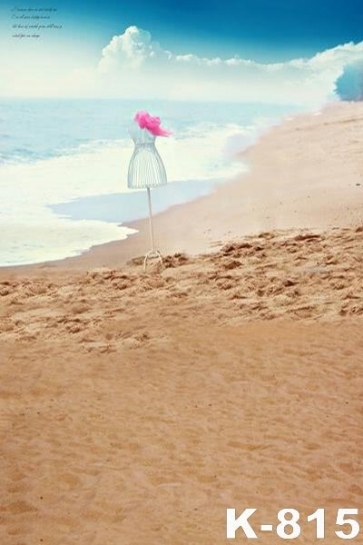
[1,100,363,276]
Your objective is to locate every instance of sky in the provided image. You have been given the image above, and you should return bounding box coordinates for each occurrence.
[77,0,363,61]
[0,0,362,103]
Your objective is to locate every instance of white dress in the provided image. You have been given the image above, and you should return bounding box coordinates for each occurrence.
[127,122,167,189]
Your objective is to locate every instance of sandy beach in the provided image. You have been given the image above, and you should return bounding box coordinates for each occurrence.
[1,102,363,544]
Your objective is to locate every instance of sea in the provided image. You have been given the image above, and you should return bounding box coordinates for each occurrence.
[0,98,307,266]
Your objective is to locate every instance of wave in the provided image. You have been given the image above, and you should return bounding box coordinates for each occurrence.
[0,121,255,266]
[336,61,363,101]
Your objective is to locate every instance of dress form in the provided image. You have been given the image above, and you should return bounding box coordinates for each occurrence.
[127,120,167,270]
[127,122,167,189]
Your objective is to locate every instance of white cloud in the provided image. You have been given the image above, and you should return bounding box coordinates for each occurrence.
[1,25,363,105]
[91,27,363,106]
[98,26,171,71]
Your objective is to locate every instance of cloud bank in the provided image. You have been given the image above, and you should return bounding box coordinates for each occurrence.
[81,26,363,106]
[2,25,363,105]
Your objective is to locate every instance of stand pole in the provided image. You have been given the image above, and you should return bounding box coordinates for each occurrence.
[143,187,162,272]
[147,187,155,251]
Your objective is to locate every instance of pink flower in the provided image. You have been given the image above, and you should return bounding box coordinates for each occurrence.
[134,110,172,137]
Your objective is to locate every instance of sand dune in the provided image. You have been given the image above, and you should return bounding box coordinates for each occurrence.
[1,228,363,347]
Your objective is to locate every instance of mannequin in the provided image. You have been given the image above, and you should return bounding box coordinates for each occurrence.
[127,111,171,270]
[128,121,167,189]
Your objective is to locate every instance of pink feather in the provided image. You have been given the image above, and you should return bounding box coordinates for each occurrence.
[134,111,172,137]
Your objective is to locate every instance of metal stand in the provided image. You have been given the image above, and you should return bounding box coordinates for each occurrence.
[143,187,162,272]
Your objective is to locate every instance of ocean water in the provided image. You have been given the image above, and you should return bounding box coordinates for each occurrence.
[0,98,305,266]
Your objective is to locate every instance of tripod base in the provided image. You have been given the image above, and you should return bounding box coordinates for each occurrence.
[143,249,163,272]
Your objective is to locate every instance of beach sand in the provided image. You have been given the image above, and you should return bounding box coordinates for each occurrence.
[0,102,362,544]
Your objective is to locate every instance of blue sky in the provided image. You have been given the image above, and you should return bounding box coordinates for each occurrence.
[0,0,362,101]
[1,0,363,60]
[40,0,363,60]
